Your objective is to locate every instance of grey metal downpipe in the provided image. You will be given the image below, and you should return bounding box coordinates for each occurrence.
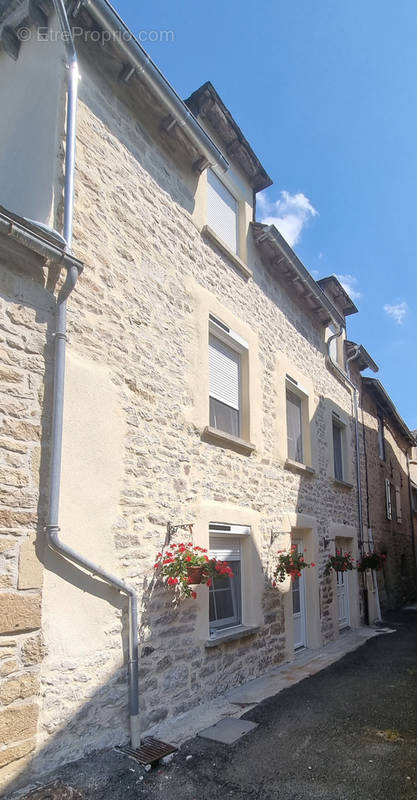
[81,0,229,174]
[345,345,364,551]
[45,0,140,747]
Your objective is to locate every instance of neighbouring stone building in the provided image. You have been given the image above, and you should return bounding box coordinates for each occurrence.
[359,379,417,611]
[409,434,417,523]
[0,0,415,793]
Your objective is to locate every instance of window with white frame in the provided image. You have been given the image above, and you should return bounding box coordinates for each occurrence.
[286,388,303,463]
[377,415,386,461]
[207,169,238,254]
[208,315,248,439]
[208,522,250,634]
[390,482,397,522]
[386,481,402,523]
[332,414,345,482]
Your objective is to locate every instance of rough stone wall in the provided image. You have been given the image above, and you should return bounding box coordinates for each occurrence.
[360,386,416,609]
[28,45,363,775]
[0,260,52,791]
[0,44,367,789]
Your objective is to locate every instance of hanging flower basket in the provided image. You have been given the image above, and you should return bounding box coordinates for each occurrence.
[273,544,315,584]
[324,551,355,576]
[357,551,386,572]
[154,542,233,598]
[186,565,204,584]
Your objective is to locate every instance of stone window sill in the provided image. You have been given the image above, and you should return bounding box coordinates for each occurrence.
[202,225,252,279]
[284,458,315,476]
[205,625,260,648]
[333,478,353,490]
[202,426,255,455]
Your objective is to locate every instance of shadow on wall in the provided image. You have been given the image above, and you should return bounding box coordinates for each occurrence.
[4,541,275,797]
[4,400,417,795]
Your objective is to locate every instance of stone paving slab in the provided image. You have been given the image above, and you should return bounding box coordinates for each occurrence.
[226,625,395,705]
[198,717,258,744]
[147,625,395,747]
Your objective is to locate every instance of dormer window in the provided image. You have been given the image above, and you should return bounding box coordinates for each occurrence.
[207,169,238,255]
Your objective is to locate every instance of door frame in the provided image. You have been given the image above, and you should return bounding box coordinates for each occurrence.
[292,538,307,648]
[331,528,361,634]
[281,515,321,661]
[336,565,350,629]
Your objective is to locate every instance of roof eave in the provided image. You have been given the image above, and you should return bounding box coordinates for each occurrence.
[317,276,358,317]
[362,378,415,445]
[345,340,379,373]
[252,222,344,327]
[185,82,272,193]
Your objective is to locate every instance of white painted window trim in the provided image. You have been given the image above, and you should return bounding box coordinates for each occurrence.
[285,376,310,466]
[209,315,248,353]
[208,522,252,635]
[208,315,250,441]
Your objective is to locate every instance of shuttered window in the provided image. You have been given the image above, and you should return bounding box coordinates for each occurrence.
[209,530,244,632]
[395,487,402,523]
[209,537,242,561]
[385,479,392,520]
[209,334,240,437]
[207,169,238,254]
[377,416,385,460]
[286,390,303,463]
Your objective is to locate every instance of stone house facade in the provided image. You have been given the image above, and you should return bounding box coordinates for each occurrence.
[359,378,416,612]
[0,0,415,792]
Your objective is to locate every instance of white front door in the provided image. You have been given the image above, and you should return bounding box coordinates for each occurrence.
[292,540,306,649]
[336,570,350,629]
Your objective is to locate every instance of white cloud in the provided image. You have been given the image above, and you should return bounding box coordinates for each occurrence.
[258,190,318,247]
[334,273,362,302]
[383,301,408,325]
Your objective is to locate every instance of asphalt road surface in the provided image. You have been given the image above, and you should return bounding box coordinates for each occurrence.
[16,607,417,800]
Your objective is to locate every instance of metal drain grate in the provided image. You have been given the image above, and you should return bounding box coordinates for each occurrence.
[116,737,177,766]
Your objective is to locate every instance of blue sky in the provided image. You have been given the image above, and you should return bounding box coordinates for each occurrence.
[114,0,417,429]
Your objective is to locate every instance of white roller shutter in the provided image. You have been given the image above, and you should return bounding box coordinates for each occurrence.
[209,537,241,561]
[209,334,240,410]
[207,169,238,254]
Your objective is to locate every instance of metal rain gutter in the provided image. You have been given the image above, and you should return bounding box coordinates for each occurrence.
[0,211,82,271]
[45,0,140,747]
[80,0,229,174]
